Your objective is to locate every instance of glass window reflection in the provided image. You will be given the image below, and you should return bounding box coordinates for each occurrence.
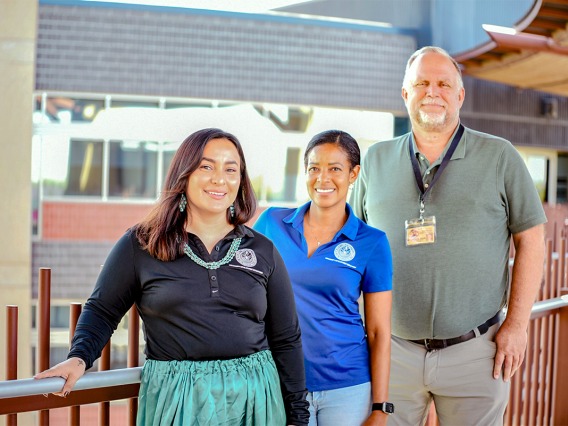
[43,96,104,123]
[109,140,159,199]
[64,139,104,196]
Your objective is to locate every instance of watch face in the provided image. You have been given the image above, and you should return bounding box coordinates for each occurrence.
[373,402,395,414]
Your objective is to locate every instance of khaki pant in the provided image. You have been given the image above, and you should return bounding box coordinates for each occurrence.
[388,323,510,426]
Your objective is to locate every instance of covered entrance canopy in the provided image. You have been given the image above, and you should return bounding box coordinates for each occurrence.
[455,0,568,97]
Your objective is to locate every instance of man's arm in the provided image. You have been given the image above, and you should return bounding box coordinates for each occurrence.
[493,223,545,381]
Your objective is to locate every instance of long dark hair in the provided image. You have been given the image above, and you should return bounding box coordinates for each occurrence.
[303,129,361,170]
[134,128,257,261]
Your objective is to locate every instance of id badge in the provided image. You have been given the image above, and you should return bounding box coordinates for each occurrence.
[405,216,436,246]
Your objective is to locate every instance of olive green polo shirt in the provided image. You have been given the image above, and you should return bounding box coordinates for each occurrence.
[350,125,547,339]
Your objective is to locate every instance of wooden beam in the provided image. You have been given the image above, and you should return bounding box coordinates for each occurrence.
[0,383,140,415]
[538,6,568,20]
[531,17,568,30]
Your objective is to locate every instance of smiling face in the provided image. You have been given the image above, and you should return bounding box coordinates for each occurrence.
[305,143,360,210]
[402,51,465,133]
[185,137,241,222]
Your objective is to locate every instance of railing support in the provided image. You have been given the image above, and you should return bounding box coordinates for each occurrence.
[38,267,51,426]
[6,305,18,426]
[127,305,140,426]
[99,342,111,426]
[552,287,568,425]
[69,303,82,426]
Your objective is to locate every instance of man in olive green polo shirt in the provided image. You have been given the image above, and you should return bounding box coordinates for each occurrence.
[351,46,546,425]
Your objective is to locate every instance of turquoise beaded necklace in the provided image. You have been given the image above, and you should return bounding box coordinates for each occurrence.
[183,237,242,270]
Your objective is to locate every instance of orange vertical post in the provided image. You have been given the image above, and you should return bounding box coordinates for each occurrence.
[38,267,51,426]
[98,342,111,426]
[127,305,140,426]
[68,303,82,426]
[6,305,18,426]
[551,288,568,425]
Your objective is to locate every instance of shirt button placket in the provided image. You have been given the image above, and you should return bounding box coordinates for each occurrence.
[209,272,219,297]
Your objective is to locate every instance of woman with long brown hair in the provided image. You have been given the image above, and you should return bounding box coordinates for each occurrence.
[36,128,309,425]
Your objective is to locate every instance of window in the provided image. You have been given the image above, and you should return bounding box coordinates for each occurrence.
[161,142,180,188]
[33,94,395,207]
[109,140,159,199]
[526,155,548,203]
[110,100,160,109]
[65,139,104,196]
[38,96,105,123]
[557,154,568,203]
[38,137,104,197]
[31,305,70,329]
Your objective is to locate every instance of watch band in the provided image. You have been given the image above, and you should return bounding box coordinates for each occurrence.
[372,402,395,414]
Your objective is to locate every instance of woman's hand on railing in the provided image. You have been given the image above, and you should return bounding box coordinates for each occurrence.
[33,357,86,397]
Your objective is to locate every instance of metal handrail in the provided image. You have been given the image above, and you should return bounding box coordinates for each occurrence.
[1,296,567,401]
[0,367,142,399]
[530,294,568,317]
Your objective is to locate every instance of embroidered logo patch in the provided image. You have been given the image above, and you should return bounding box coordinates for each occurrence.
[235,249,257,267]
[334,243,355,262]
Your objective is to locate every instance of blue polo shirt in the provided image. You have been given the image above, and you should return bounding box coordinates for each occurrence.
[254,202,392,391]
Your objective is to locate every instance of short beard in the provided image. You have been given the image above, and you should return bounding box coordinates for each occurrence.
[416,110,447,131]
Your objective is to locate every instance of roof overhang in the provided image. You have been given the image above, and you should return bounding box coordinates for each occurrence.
[455,0,568,96]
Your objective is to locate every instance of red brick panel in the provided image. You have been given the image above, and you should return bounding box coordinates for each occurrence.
[42,202,153,241]
[41,202,268,242]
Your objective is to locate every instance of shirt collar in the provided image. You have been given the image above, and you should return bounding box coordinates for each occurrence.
[411,122,466,165]
[187,223,253,243]
[283,201,359,241]
[234,224,254,238]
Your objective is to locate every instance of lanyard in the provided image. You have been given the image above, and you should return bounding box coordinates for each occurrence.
[409,124,464,218]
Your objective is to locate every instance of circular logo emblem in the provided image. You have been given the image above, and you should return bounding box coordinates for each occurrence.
[235,249,257,267]
[334,243,355,262]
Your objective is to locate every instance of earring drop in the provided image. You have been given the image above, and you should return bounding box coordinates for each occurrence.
[179,194,187,212]
[229,204,235,219]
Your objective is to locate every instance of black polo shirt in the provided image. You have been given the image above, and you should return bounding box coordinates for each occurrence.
[69,225,308,423]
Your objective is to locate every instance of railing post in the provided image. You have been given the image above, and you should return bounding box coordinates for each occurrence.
[552,288,568,425]
[69,303,81,426]
[127,305,140,426]
[98,342,111,426]
[38,267,51,426]
[6,305,18,426]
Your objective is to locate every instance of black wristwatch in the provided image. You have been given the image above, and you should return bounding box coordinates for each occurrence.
[372,402,395,414]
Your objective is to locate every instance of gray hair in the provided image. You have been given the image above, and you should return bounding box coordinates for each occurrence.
[402,46,463,89]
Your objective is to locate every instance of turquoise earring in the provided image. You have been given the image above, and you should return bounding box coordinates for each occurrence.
[179,194,187,213]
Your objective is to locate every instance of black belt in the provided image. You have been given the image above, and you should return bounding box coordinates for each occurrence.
[408,311,502,351]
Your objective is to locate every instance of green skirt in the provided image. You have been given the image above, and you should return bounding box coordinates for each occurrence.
[137,350,286,426]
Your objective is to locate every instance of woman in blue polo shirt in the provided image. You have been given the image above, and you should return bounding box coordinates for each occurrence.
[254,130,393,426]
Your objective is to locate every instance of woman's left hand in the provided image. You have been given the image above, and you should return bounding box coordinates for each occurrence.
[362,411,389,426]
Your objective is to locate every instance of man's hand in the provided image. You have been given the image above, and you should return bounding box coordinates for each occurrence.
[493,320,527,382]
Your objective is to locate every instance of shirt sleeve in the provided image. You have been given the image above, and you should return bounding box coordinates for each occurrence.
[362,231,393,293]
[264,243,310,425]
[68,230,141,369]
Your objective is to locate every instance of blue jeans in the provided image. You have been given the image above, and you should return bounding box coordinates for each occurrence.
[307,381,372,426]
